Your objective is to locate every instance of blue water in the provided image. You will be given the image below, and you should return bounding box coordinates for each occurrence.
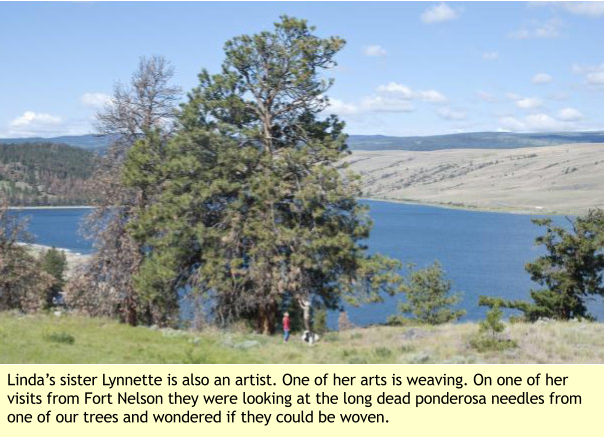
[15,203,604,324]
[19,208,94,255]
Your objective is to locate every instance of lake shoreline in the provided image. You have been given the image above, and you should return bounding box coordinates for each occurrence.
[9,200,573,216]
[360,197,574,216]
[19,242,91,278]
[8,206,94,210]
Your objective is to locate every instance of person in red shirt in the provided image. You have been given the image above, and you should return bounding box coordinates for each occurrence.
[282,312,291,342]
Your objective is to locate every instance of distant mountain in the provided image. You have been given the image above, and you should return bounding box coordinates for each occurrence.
[1,131,602,152]
[347,131,604,151]
[0,134,111,151]
[0,142,97,206]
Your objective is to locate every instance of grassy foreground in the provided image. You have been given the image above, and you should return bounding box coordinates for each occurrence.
[0,312,602,364]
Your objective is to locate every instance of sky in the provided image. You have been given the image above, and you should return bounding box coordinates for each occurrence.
[0,1,603,138]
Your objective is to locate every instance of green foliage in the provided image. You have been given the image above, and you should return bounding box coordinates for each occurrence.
[479,307,506,338]
[480,209,604,322]
[40,247,67,308]
[469,335,517,352]
[0,202,54,312]
[45,331,75,345]
[124,16,403,334]
[397,261,465,325]
[312,308,328,334]
[0,142,96,206]
[471,302,516,352]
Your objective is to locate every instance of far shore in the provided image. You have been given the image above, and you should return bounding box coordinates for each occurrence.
[360,197,575,216]
[8,205,94,210]
[8,199,574,216]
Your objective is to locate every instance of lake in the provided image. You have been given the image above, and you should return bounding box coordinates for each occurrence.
[16,202,604,324]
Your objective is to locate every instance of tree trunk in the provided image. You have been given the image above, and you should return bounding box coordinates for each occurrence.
[257,302,277,335]
[298,298,311,332]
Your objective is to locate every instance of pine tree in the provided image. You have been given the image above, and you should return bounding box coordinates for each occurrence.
[125,16,403,333]
[479,209,604,321]
[524,209,604,320]
[397,261,465,325]
[66,56,180,326]
[40,246,67,308]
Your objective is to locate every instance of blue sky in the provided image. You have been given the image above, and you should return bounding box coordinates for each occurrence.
[0,1,603,138]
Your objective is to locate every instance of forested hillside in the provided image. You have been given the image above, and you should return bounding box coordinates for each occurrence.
[0,142,96,206]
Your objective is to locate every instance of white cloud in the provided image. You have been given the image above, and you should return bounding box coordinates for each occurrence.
[376,82,415,99]
[482,52,499,61]
[10,111,62,128]
[572,63,604,87]
[557,107,584,121]
[81,92,111,108]
[476,90,497,103]
[437,107,467,120]
[328,98,359,116]
[326,82,447,116]
[377,82,447,104]
[360,96,415,113]
[2,111,69,138]
[362,45,387,57]
[421,3,460,24]
[524,113,562,130]
[498,111,586,132]
[498,116,527,131]
[586,70,604,85]
[531,2,604,17]
[532,73,552,84]
[515,97,542,110]
[417,89,448,104]
[509,18,562,39]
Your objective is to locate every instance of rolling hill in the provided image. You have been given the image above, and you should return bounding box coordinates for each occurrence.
[0,142,97,206]
[347,131,604,151]
[1,131,602,153]
[347,142,604,215]
[0,132,602,210]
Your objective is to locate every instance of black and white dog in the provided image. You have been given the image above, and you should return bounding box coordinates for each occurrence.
[301,330,320,344]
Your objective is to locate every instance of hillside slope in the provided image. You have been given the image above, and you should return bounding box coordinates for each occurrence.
[0,313,601,364]
[0,142,97,206]
[347,143,604,215]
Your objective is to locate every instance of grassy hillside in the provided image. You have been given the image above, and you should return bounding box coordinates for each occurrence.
[348,143,604,215]
[0,312,601,364]
[0,142,97,206]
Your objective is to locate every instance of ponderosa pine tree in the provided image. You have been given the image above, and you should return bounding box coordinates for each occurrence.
[523,209,604,320]
[479,209,604,321]
[124,16,403,333]
[65,56,180,326]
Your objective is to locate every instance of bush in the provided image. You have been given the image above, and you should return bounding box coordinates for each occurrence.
[479,307,506,338]
[469,335,517,352]
[470,305,516,352]
[45,332,75,345]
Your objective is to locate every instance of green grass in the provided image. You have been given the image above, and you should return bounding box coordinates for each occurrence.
[0,312,602,364]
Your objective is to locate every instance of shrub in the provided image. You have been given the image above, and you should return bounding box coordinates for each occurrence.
[45,332,75,345]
